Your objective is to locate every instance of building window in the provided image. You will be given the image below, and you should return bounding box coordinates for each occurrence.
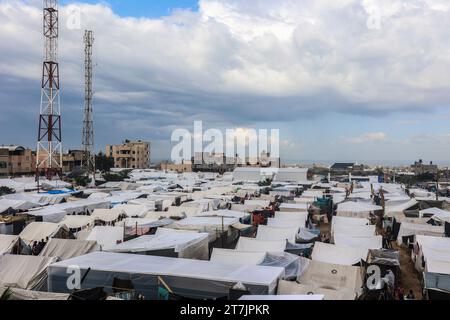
[0,162,6,169]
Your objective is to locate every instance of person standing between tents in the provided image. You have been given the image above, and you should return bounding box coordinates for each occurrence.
[31,241,39,256]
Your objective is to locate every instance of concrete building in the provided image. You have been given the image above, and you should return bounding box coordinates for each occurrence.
[411,159,438,176]
[106,140,150,169]
[160,160,193,173]
[62,150,85,173]
[0,146,35,176]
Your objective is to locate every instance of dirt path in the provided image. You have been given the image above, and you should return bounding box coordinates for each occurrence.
[392,242,423,300]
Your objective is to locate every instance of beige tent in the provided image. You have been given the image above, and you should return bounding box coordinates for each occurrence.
[297,259,363,295]
[0,235,19,256]
[19,222,69,245]
[0,255,57,290]
[278,280,357,300]
[0,286,69,300]
[39,238,99,261]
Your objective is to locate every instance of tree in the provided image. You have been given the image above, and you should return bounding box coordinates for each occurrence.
[96,152,114,173]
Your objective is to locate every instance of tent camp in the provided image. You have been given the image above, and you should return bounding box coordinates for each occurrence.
[48,252,285,299]
[39,239,99,261]
[0,255,57,290]
[19,222,69,245]
[256,225,299,243]
[235,237,287,253]
[106,229,209,260]
[312,242,368,266]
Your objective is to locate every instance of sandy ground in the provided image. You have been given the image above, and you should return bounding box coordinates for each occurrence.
[392,242,423,300]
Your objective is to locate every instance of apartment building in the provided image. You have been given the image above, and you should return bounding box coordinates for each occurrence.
[106,140,150,169]
[0,146,35,176]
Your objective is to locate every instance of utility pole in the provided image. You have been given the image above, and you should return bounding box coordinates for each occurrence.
[36,0,63,182]
[82,30,95,184]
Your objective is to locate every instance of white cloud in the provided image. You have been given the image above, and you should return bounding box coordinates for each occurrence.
[346,132,388,144]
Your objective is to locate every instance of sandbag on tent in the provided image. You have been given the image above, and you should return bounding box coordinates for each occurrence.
[235,237,286,253]
[48,252,285,298]
[256,225,299,243]
[210,248,267,265]
[298,259,363,295]
[397,223,445,245]
[77,226,124,249]
[277,280,357,300]
[0,255,57,290]
[39,239,99,261]
[334,234,383,250]
[332,225,376,237]
[106,230,209,260]
[19,222,69,245]
[0,287,70,300]
[312,242,369,266]
[0,235,20,255]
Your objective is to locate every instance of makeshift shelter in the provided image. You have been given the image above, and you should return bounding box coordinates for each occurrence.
[332,225,376,237]
[334,234,382,250]
[312,242,368,266]
[396,223,445,245]
[336,202,382,218]
[277,280,357,300]
[297,259,363,295]
[166,217,239,242]
[279,203,309,212]
[0,199,41,214]
[60,215,95,230]
[92,208,123,223]
[0,286,70,300]
[210,248,267,265]
[115,204,150,218]
[256,225,299,243]
[106,229,209,260]
[423,272,450,300]
[273,168,309,183]
[19,222,69,245]
[39,239,99,261]
[331,216,369,232]
[77,226,124,249]
[48,252,285,299]
[0,235,20,255]
[0,255,57,290]
[235,237,287,253]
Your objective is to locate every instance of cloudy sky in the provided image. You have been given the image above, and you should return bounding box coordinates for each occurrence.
[1,0,450,165]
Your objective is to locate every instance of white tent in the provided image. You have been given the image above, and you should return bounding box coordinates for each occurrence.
[267,218,306,229]
[420,207,450,220]
[115,204,149,218]
[397,223,445,245]
[19,222,66,245]
[273,168,309,183]
[210,248,267,265]
[60,215,95,230]
[336,202,382,218]
[106,229,209,260]
[331,216,369,232]
[244,200,270,208]
[278,280,357,300]
[78,226,124,249]
[0,235,19,256]
[332,225,376,237]
[39,238,98,261]
[298,259,363,295]
[279,203,309,212]
[333,234,383,250]
[385,199,418,218]
[0,255,57,290]
[0,199,41,213]
[92,208,122,223]
[196,210,249,219]
[48,252,285,297]
[425,259,450,275]
[235,237,286,253]
[256,225,298,243]
[312,242,368,266]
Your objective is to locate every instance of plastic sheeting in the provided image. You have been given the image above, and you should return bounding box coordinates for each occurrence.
[312,242,368,266]
[39,239,99,261]
[0,255,57,290]
[210,248,266,265]
[235,237,286,253]
[298,259,363,295]
[48,252,285,298]
[256,225,299,243]
[106,230,209,260]
[277,280,357,300]
[260,252,302,280]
